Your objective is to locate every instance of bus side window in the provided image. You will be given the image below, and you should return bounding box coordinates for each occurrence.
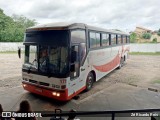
[121,35,123,44]
[128,36,130,43]
[89,32,96,48]
[117,35,122,44]
[102,33,109,46]
[126,36,130,43]
[71,30,86,43]
[111,34,116,45]
[79,43,86,66]
[96,33,100,47]
[124,36,127,44]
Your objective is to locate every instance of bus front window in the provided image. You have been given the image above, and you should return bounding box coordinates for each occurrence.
[39,46,68,75]
[39,46,49,72]
[24,45,38,71]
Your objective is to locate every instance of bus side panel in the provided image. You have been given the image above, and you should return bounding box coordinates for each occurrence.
[88,44,129,82]
[67,55,92,97]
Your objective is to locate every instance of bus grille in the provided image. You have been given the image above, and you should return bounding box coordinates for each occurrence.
[39,82,49,86]
[28,79,50,87]
[29,79,37,84]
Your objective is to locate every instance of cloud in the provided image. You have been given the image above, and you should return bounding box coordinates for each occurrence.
[0,0,160,31]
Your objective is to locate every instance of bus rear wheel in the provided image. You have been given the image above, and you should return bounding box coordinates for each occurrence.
[85,72,94,91]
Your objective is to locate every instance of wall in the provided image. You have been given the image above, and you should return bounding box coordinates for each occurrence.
[0,42,160,53]
[130,43,160,52]
[0,42,23,52]
[151,34,160,42]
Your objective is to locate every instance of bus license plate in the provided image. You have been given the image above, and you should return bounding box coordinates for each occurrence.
[35,88,42,92]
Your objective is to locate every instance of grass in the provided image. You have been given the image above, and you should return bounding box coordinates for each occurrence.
[0,51,25,54]
[152,79,160,84]
[129,52,160,55]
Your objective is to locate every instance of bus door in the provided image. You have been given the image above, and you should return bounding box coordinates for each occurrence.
[78,43,87,88]
[69,45,80,94]
[69,43,87,95]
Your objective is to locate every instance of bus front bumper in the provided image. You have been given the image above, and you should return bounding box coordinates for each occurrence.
[22,82,69,101]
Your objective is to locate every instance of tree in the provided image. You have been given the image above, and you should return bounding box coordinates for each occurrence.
[152,38,157,43]
[130,32,137,43]
[0,9,14,41]
[12,14,36,28]
[142,33,151,39]
[0,8,37,42]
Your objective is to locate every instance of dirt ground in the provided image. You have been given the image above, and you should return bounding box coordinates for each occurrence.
[0,53,160,98]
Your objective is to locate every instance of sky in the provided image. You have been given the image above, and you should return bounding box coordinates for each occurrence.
[0,0,160,32]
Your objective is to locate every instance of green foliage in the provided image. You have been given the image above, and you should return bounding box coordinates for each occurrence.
[130,32,137,43]
[0,8,37,42]
[157,29,160,36]
[142,33,152,39]
[130,52,160,55]
[152,38,157,43]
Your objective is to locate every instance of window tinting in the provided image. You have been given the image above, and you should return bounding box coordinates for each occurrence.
[71,30,86,43]
[102,33,109,46]
[111,34,117,45]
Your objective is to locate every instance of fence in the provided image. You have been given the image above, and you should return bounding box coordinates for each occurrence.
[0,42,160,52]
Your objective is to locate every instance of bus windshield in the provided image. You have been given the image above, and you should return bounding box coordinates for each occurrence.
[39,46,69,74]
[23,45,69,76]
[23,30,69,77]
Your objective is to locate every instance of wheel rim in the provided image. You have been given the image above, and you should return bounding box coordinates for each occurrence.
[87,76,93,89]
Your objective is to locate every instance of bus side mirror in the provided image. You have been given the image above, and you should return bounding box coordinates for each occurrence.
[70,64,75,72]
[18,47,21,58]
[71,51,77,63]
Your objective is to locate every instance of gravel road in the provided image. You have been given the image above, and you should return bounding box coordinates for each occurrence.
[0,54,160,97]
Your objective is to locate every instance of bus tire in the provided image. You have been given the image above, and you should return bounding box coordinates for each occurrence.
[85,72,94,91]
[118,57,124,69]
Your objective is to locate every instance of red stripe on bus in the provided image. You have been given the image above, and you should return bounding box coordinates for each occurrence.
[93,54,120,72]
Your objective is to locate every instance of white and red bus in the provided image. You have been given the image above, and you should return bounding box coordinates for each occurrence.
[20,22,130,101]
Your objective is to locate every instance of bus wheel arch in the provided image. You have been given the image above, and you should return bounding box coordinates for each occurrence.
[85,71,96,91]
[91,70,96,82]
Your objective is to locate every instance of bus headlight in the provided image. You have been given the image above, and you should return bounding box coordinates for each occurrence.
[23,84,27,87]
[52,92,56,96]
[52,92,60,97]
[56,93,60,97]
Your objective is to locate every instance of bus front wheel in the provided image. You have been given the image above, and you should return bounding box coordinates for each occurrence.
[85,72,94,91]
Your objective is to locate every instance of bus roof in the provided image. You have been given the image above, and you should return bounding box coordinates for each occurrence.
[27,22,129,35]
